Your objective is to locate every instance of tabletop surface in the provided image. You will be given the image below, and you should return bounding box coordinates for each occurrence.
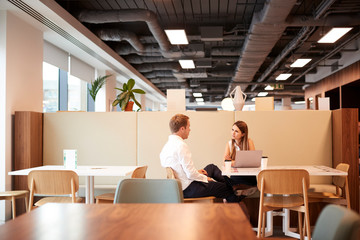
[0,203,257,240]
[8,165,138,177]
[222,165,347,176]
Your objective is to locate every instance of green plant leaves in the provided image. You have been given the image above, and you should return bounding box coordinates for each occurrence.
[127,78,135,90]
[132,89,146,94]
[112,78,146,111]
[88,75,111,101]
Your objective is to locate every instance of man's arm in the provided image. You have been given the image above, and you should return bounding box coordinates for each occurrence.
[179,143,208,183]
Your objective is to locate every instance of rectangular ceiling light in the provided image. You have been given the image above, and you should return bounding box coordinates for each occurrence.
[165,29,189,45]
[195,98,204,102]
[264,85,274,90]
[197,102,205,105]
[318,27,352,43]
[179,60,195,69]
[193,93,202,97]
[276,73,292,80]
[257,92,268,97]
[290,58,312,68]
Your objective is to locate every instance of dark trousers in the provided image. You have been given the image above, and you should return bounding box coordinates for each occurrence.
[183,164,240,202]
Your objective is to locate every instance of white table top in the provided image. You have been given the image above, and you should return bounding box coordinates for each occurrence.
[8,165,139,177]
[222,165,347,176]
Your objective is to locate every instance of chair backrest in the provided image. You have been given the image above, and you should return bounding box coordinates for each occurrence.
[131,166,148,178]
[166,167,176,179]
[257,169,310,195]
[114,179,184,203]
[28,170,79,195]
[333,163,349,188]
[313,204,360,240]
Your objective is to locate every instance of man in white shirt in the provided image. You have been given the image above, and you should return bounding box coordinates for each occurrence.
[160,114,241,202]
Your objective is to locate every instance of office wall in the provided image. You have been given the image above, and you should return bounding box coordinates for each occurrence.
[43,112,137,184]
[0,11,43,221]
[236,111,332,184]
[43,110,332,185]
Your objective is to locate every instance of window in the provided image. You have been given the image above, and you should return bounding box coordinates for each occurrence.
[43,62,59,112]
[68,75,87,111]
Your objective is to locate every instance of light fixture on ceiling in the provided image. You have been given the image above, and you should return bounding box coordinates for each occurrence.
[165,29,189,45]
[179,60,195,69]
[318,27,353,43]
[197,102,205,105]
[257,92,268,97]
[221,98,235,111]
[290,58,312,68]
[195,98,204,102]
[251,98,256,102]
[264,85,274,91]
[193,93,202,97]
[294,101,306,104]
[276,73,292,81]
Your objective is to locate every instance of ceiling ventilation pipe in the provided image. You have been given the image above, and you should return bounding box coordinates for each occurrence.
[134,63,181,73]
[97,29,145,52]
[78,9,171,52]
[227,0,298,95]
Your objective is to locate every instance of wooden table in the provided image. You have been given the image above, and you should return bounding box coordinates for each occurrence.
[0,203,257,240]
[8,165,138,204]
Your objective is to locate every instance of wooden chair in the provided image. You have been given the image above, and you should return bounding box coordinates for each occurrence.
[28,170,82,211]
[0,190,29,219]
[165,167,216,203]
[95,166,148,204]
[114,178,183,203]
[257,169,311,240]
[308,163,350,208]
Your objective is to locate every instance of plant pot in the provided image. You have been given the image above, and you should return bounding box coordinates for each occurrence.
[125,101,134,111]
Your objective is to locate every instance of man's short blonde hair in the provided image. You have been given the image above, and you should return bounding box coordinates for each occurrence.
[169,114,189,133]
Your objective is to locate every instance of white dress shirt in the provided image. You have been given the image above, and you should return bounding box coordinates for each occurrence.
[160,135,208,190]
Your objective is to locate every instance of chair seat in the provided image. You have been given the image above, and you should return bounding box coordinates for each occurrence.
[0,190,29,199]
[35,196,83,206]
[308,191,342,199]
[309,184,340,194]
[263,195,304,208]
[184,196,215,203]
[96,193,115,204]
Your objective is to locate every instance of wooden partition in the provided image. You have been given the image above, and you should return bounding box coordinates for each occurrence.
[43,110,333,183]
[332,108,359,212]
[13,111,43,215]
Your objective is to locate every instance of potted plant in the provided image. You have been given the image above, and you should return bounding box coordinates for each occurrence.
[88,75,112,102]
[112,78,145,111]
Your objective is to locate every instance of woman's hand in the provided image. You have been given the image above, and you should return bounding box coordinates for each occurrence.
[224,154,232,161]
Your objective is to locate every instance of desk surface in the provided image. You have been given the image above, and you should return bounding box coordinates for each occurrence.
[222,165,347,176]
[0,203,257,240]
[8,165,138,177]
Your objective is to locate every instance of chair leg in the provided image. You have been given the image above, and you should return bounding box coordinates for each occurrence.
[262,212,266,237]
[304,209,311,240]
[298,212,303,240]
[257,209,263,238]
[11,196,16,219]
[24,194,29,213]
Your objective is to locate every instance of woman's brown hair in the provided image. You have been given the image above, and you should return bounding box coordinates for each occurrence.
[230,121,249,160]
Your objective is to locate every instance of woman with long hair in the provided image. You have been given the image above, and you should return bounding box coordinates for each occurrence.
[224,121,257,194]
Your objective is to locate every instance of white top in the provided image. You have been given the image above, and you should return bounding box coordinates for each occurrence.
[160,135,208,190]
[8,165,138,177]
[221,165,347,176]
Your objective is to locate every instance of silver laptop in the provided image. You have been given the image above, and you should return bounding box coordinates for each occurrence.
[233,150,263,168]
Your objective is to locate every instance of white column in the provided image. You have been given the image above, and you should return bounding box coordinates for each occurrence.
[0,11,43,222]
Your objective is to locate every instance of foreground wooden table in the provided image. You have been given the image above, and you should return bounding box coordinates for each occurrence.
[0,203,256,240]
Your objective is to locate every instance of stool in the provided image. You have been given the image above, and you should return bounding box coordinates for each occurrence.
[0,190,29,219]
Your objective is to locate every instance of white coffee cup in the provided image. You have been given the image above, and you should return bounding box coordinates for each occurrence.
[261,157,268,169]
[225,160,232,172]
